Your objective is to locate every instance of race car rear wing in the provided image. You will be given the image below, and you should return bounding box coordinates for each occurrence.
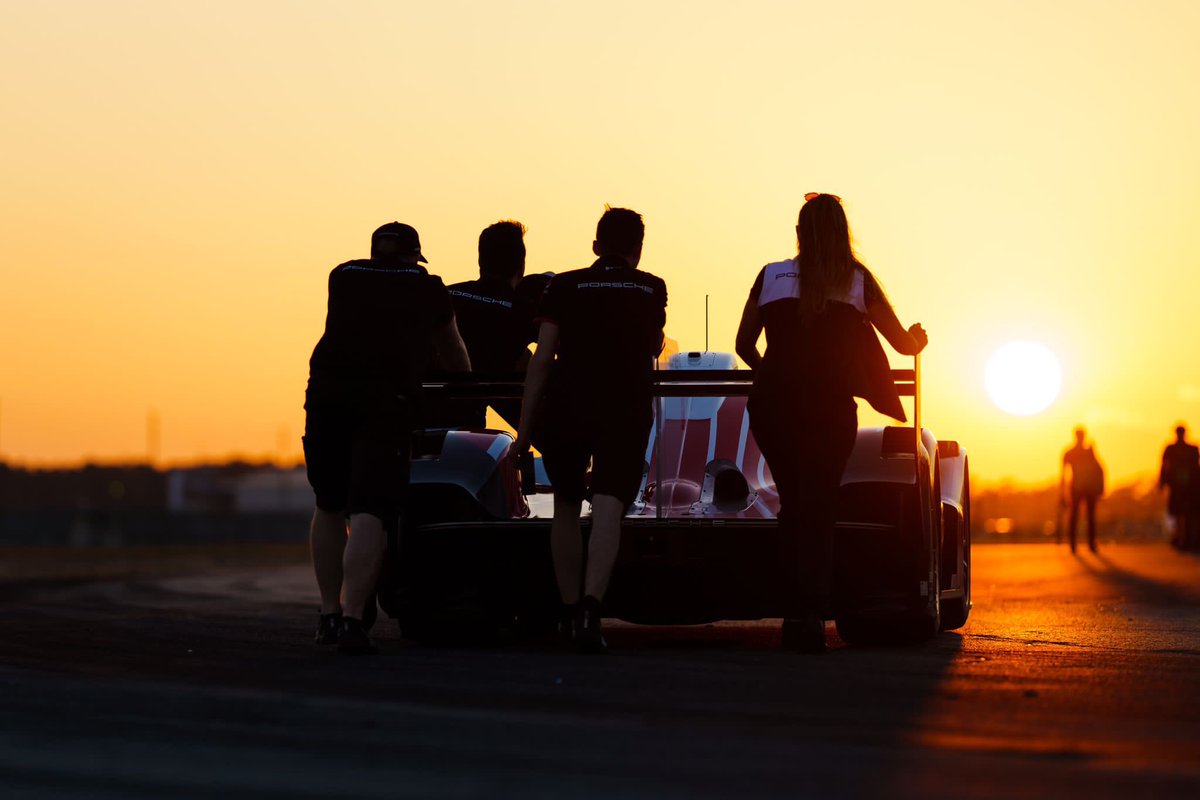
[422,365,916,397]
[422,356,921,451]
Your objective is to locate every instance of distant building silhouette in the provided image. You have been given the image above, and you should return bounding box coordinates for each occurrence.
[0,462,310,546]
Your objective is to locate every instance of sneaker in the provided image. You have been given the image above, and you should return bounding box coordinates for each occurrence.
[315,611,342,645]
[575,596,607,655]
[781,613,826,654]
[337,617,379,656]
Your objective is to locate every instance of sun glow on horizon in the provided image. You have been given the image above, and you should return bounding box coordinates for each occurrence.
[2,2,1200,485]
[984,341,1063,417]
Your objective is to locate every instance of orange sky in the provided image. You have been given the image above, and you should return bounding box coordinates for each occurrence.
[2,1,1199,486]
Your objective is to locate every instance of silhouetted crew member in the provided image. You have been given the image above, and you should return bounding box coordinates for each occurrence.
[512,207,667,654]
[305,222,470,654]
[1159,425,1199,549]
[433,220,537,429]
[735,193,927,653]
[1060,426,1105,554]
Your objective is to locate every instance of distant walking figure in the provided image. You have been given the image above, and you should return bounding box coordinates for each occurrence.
[304,222,470,654]
[1060,426,1105,554]
[735,193,927,653]
[1159,425,1199,549]
[512,207,667,654]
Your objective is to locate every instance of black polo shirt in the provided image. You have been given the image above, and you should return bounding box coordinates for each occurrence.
[308,259,454,402]
[537,256,667,412]
[447,276,537,374]
[436,276,537,427]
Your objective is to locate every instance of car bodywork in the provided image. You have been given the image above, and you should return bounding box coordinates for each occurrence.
[383,351,971,643]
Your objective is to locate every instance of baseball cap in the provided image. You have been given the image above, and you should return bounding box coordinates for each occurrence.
[371,222,427,263]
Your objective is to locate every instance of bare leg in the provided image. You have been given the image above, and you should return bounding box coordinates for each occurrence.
[1068,496,1080,554]
[310,508,347,615]
[584,494,624,600]
[342,513,386,620]
[551,496,584,604]
[1086,497,1098,552]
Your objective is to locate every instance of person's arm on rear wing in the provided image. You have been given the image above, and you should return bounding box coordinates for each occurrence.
[867,298,927,356]
[431,318,472,372]
[511,321,558,456]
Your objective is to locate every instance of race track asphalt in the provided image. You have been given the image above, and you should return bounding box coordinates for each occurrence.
[1,542,1198,799]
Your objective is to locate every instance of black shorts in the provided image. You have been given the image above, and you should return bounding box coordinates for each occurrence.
[303,391,413,525]
[539,404,652,507]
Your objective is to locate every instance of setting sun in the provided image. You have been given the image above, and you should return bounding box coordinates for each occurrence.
[984,341,1063,416]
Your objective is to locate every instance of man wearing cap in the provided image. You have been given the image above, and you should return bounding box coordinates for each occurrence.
[305,222,471,654]
[428,220,539,429]
[512,207,667,653]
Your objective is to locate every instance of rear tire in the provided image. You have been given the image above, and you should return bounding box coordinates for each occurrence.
[940,466,972,631]
[835,460,941,645]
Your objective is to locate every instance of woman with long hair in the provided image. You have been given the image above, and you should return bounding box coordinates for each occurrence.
[735,193,927,652]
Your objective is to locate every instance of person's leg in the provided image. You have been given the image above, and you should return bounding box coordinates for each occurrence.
[342,513,387,620]
[571,493,622,654]
[1086,496,1098,552]
[302,403,351,633]
[772,447,830,654]
[794,466,841,616]
[750,401,830,653]
[793,402,857,620]
[551,495,584,604]
[1068,495,1080,553]
[1186,487,1200,549]
[339,396,409,650]
[750,406,802,614]
[541,432,590,614]
[583,494,624,600]
[310,508,347,615]
[570,412,651,654]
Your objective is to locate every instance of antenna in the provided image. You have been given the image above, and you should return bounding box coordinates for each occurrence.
[705,294,709,352]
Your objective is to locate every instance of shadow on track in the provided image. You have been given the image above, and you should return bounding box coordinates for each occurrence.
[1077,552,1200,607]
[0,565,971,799]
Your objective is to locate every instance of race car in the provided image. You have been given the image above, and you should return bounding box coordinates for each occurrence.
[380,351,971,645]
